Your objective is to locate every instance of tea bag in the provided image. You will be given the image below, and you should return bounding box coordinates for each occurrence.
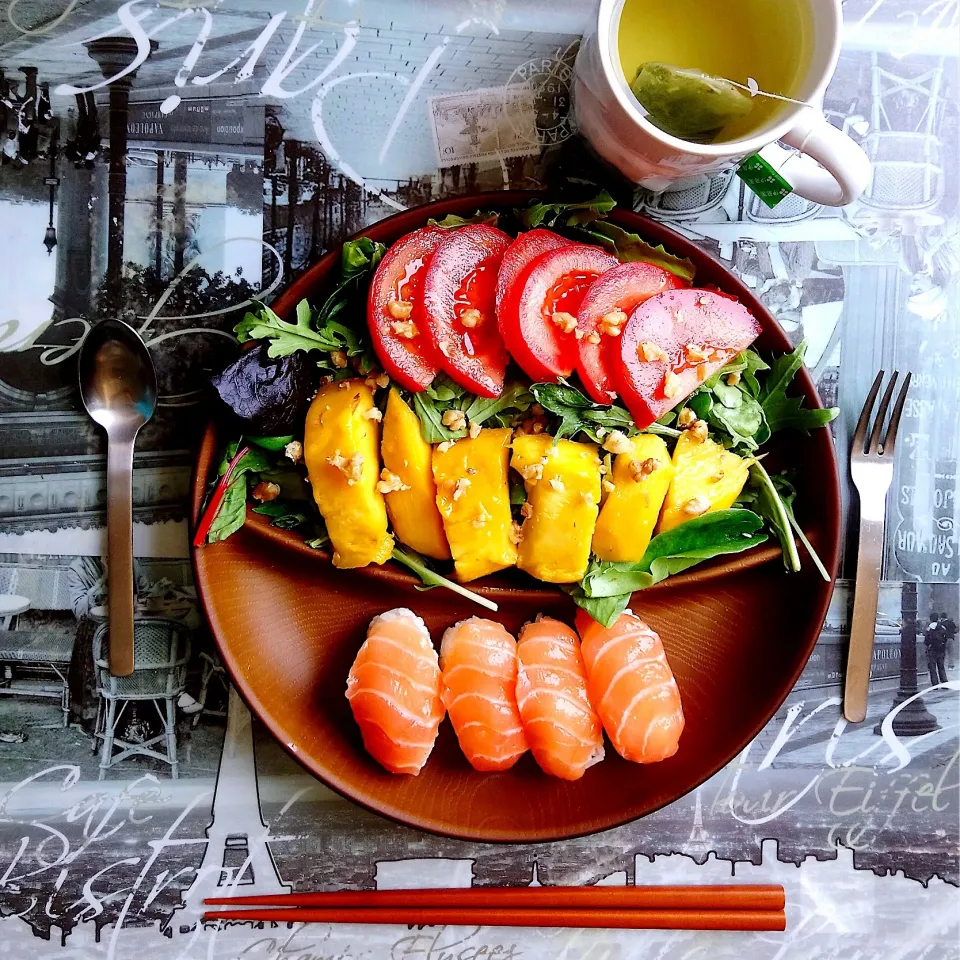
[630,62,753,143]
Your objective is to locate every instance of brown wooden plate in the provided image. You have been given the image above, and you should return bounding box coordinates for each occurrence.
[191,192,840,842]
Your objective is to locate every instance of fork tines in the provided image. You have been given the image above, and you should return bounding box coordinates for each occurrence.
[852,370,912,459]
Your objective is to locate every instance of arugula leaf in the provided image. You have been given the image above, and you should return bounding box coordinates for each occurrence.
[530,381,680,443]
[759,340,839,434]
[391,546,498,612]
[427,211,500,229]
[235,236,384,367]
[576,220,696,283]
[639,508,768,581]
[707,381,767,450]
[521,191,617,229]
[411,377,532,443]
[747,461,801,573]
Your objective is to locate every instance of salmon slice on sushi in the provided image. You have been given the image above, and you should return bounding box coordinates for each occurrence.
[346,608,444,775]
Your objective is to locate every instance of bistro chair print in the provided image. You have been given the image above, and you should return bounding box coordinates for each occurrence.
[861,53,944,211]
[92,617,190,779]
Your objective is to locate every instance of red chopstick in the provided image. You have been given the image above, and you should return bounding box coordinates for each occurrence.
[205,884,784,912]
[202,885,786,932]
[202,905,785,932]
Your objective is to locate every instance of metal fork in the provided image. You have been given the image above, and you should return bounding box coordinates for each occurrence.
[843,370,912,723]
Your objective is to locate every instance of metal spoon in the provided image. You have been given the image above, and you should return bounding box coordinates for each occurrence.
[78,319,158,676]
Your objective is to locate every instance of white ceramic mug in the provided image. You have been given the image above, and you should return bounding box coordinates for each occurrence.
[573,0,871,206]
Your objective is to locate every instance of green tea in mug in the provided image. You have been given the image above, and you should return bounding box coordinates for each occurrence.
[618,0,814,143]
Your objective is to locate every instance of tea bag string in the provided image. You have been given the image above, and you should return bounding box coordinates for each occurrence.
[729,77,810,108]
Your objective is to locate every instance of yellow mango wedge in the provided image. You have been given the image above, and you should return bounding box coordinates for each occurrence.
[381,390,450,560]
[657,429,750,533]
[303,379,393,568]
[433,428,516,582]
[511,435,601,583]
[593,435,674,562]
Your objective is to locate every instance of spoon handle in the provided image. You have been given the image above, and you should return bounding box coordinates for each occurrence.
[107,435,136,676]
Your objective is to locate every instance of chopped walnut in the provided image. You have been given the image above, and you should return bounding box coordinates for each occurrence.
[547,477,565,493]
[509,520,523,545]
[685,344,709,364]
[437,339,454,358]
[437,439,455,454]
[460,307,483,328]
[551,311,578,334]
[377,373,391,388]
[326,449,347,470]
[682,496,709,516]
[517,462,543,482]
[726,371,741,386]
[468,421,482,440]
[687,419,709,442]
[574,328,584,341]
[390,319,418,339]
[629,457,658,481]
[639,341,668,363]
[452,477,471,501]
[530,404,544,416]
[520,501,534,519]
[337,380,349,389]
[471,504,492,528]
[346,453,364,485]
[252,481,280,502]
[441,408,467,431]
[602,430,633,456]
[329,349,348,369]
[677,407,696,428]
[696,364,709,382]
[580,490,596,507]
[602,479,616,495]
[284,440,304,464]
[585,331,601,345]
[363,406,383,422]
[662,371,682,399]
[599,308,627,337]
[387,299,413,320]
[377,469,410,494]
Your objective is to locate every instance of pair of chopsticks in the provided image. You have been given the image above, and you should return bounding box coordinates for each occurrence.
[204,884,786,931]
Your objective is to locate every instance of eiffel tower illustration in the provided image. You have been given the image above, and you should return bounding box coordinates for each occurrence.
[180,687,290,917]
[683,788,712,862]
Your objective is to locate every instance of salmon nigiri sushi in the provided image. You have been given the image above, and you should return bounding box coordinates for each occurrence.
[346,608,444,775]
[440,617,528,771]
[516,616,604,780]
[575,609,684,764]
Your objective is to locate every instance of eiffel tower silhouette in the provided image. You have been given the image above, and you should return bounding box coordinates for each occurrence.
[683,788,712,862]
[180,688,290,917]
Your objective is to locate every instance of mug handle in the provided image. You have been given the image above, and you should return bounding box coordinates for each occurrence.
[759,109,872,207]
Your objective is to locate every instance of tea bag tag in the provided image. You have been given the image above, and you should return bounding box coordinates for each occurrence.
[737,153,793,208]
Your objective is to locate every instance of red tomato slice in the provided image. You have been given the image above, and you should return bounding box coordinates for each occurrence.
[368,226,446,392]
[617,289,762,428]
[421,224,512,398]
[575,262,682,403]
[499,244,619,382]
[495,229,571,308]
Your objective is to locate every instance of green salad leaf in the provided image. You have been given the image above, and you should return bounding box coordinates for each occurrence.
[391,546,498,611]
[252,500,310,530]
[519,192,696,283]
[207,474,249,543]
[530,380,680,443]
[743,461,801,573]
[521,190,617,229]
[566,509,767,627]
[758,340,839,434]
[411,376,533,443]
[427,211,500,229]
[234,237,384,370]
[575,220,696,283]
